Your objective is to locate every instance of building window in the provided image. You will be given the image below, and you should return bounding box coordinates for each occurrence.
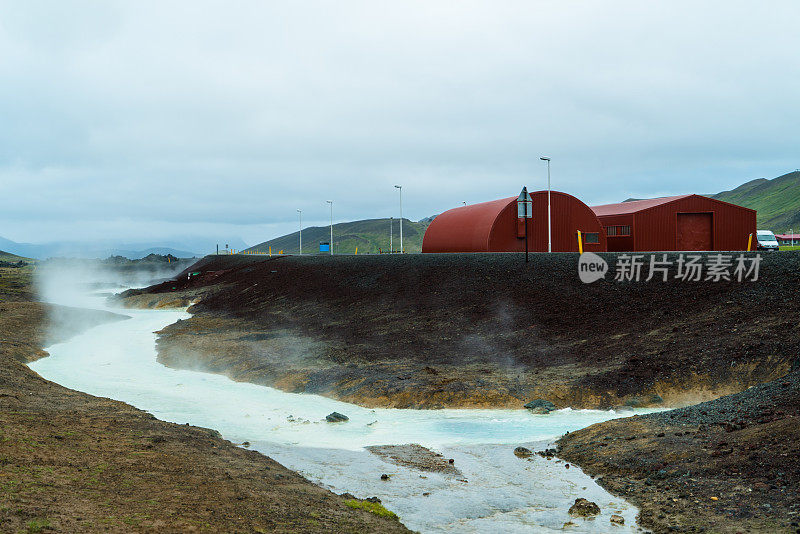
[583,232,599,244]
[606,225,631,237]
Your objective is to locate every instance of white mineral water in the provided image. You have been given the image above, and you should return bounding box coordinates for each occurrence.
[31,289,649,533]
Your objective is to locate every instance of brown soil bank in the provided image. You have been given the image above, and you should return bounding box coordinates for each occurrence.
[121,252,800,410]
[0,265,408,533]
[557,368,800,533]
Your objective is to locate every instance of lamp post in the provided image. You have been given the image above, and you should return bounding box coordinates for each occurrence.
[394,185,403,253]
[791,228,794,248]
[540,157,552,253]
[297,209,302,255]
[326,200,333,255]
[390,216,393,253]
[518,187,532,263]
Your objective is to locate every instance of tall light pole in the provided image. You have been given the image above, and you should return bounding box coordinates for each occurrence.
[326,200,333,255]
[297,209,302,255]
[394,185,403,253]
[540,157,552,253]
[390,216,393,253]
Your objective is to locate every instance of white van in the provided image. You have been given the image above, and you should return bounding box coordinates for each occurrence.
[755,230,780,251]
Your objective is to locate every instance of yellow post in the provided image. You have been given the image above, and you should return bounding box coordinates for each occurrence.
[577,231,583,254]
[747,233,753,251]
[355,247,358,255]
[279,250,283,254]
[269,246,272,257]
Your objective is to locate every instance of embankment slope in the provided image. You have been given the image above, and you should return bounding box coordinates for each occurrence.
[558,369,800,533]
[120,252,800,531]
[0,263,409,533]
[122,252,799,409]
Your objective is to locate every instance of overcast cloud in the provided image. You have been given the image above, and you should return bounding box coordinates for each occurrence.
[1,0,798,246]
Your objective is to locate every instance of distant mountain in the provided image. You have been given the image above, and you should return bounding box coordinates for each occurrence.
[712,171,800,231]
[246,218,431,255]
[0,236,202,260]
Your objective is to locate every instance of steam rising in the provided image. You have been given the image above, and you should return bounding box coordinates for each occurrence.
[34,258,189,346]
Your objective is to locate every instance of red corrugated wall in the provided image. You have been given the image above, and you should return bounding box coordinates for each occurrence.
[422,191,607,253]
[596,195,755,251]
[596,214,635,252]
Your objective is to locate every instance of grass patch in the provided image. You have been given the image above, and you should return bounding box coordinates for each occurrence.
[344,499,399,520]
[25,518,51,533]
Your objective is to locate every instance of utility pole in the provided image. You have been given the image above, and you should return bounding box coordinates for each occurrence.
[297,209,302,254]
[390,216,393,253]
[540,157,552,253]
[326,200,333,255]
[394,185,403,253]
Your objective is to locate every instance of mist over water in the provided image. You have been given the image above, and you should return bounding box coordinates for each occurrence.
[30,267,650,532]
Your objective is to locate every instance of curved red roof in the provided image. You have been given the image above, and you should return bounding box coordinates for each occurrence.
[423,191,607,253]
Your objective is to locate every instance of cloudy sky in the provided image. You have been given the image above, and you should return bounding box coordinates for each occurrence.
[1,0,798,247]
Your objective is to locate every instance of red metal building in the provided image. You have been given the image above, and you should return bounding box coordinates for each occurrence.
[591,194,756,252]
[422,191,607,253]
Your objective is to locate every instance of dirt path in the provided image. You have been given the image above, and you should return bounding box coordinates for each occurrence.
[0,265,409,533]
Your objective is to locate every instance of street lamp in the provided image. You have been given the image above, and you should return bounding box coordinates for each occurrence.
[326,200,333,255]
[297,209,302,255]
[394,185,403,253]
[390,216,393,253]
[540,157,552,253]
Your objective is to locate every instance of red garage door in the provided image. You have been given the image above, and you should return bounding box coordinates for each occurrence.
[677,212,713,250]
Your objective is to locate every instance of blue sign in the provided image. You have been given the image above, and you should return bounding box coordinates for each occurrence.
[319,241,330,252]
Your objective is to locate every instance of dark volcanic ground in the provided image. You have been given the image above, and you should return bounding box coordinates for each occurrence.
[118,251,800,532]
[122,252,799,409]
[558,368,800,533]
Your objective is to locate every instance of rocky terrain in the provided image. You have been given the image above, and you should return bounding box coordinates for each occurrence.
[116,251,800,531]
[0,262,409,533]
[120,252,798,410]
[558,368,800,533]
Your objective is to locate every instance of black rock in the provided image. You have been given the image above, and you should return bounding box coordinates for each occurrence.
[524,399,556,414]
[514,446,533,458]
[325,412,349,423]
[568,498,601,517]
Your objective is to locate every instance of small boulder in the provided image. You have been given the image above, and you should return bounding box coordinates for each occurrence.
[326,412,349,423]
[568,498,601,517]
[365,496,382,504]
[524,399,556,414]
[514,446,533,458]
[610,514,625,525]
[380,474,390,481]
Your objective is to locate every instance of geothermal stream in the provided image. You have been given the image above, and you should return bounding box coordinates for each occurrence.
[31,282,649,533]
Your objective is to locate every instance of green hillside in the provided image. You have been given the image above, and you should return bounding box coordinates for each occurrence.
[713,171,800,231]
[246,218,430,255]
[0,250,32,262]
